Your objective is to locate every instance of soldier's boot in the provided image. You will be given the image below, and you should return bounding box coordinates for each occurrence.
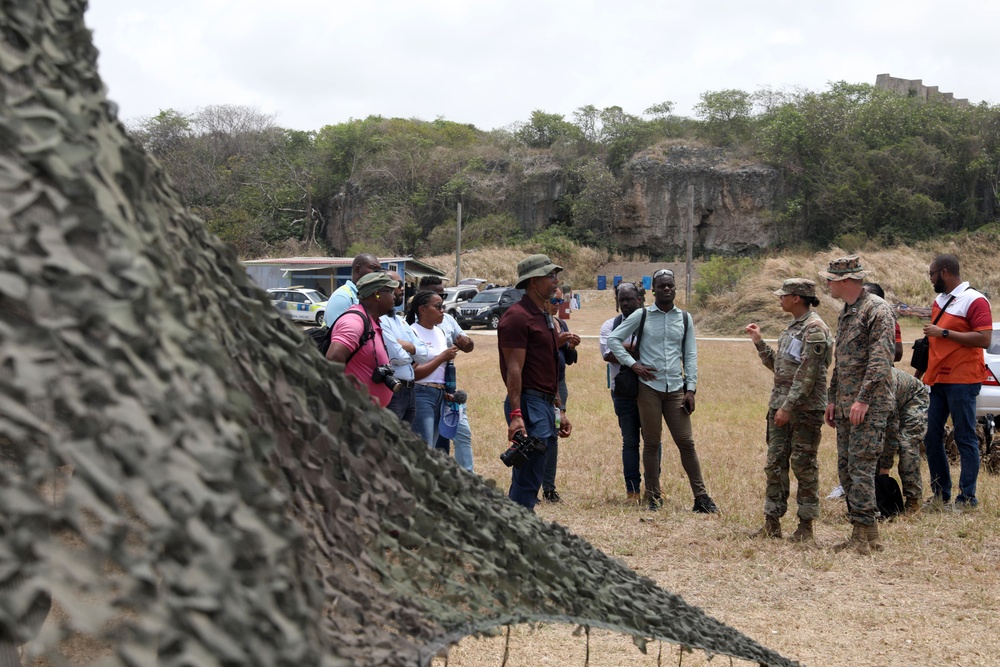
[903,497,922,516]
[750,514,782,539]
[788,518,814,543]
[866,524,885,552]
[832,523,870,556]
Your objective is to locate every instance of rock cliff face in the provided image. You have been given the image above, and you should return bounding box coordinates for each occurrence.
[618,148,783,255]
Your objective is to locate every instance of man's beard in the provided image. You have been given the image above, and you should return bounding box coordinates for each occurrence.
[933,277,947,293]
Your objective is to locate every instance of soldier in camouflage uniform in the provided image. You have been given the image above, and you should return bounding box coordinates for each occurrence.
[879,368,928,515]
[821,256,897,555]
[745,279,832,542]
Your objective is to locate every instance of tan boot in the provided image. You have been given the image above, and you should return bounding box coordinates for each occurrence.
[833,523,870,555]
[788,518,814,543]
[903,497,921,516]
[626,491,641,505]
[866,524,885,552]
[750,515,782,539]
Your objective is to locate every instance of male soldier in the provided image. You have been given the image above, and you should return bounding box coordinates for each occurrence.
[379,271,429,425]
[324,253,381,326]
[608,269,718,514]
[599,282,645,502]
[922,254,993,509]
[820,256,896,554]
[498,254,573,510]
[863,283,903,362]
[879,368,928,515]
[744,279,831,542]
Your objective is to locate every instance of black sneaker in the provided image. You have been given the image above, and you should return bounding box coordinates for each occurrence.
[543,489,562,503]
[692,494,719,514]
[646,495,663,511]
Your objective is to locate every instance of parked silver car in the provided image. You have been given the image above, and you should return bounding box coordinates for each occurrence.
[976,322,1000,421]
[442,285,480,318]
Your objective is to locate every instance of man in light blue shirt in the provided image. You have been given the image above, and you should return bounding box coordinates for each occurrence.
[608,269,718,514]
[380,272,429,425]
[324,253,380,326]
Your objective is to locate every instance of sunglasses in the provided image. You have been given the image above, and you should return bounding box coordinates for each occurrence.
[425,303,445,311]
[653,269,674,279]
[549,297,564,305]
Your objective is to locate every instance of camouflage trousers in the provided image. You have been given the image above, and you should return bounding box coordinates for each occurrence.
[836,409,890,526]
[878,395,928,501]
[763,408,823,520]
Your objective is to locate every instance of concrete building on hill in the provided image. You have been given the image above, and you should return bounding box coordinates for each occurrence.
[875,74,968,105]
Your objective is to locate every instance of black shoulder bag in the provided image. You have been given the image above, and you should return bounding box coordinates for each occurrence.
[910,295,955,373]
[612,310,646,399]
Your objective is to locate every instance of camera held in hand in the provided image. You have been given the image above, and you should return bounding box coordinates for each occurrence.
[371,364,402,393]
[499,431,547,468]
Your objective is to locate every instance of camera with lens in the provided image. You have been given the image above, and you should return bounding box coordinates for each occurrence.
[499,431,547,468]
[371,364,402,393]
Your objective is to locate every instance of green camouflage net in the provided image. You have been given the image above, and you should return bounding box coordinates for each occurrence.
[0,2,800,665]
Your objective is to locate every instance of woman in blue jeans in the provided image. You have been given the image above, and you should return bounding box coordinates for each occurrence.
[407,291,458,446]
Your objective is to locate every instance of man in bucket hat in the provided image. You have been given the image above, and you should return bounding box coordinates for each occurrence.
[498,254,574,510]
[745,279,832,542]
[819,256,896,554]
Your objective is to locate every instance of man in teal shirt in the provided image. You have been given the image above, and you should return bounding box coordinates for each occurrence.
[608,269,718,514]
[324,253,380,326]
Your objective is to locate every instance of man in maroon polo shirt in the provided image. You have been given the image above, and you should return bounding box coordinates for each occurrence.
[498,254,574,510]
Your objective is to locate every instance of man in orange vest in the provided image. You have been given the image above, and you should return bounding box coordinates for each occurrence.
[922,254,993,510]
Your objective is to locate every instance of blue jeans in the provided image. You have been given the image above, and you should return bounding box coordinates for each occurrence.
[435,409,474,472]
[613,394,642,494]
[505,394,557,510]
[386,384,416,425]
[412,384,444,447]
[925,382,981,503]
[542,381,569,492]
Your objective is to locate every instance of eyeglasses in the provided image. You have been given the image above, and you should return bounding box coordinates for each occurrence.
[653,269,674,279]
[543,271,560,280]
[549,297,564,305]
[929,269,942,278]
[426,303,445,311]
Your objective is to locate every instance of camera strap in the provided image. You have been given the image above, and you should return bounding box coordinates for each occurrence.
[332,308,376,365]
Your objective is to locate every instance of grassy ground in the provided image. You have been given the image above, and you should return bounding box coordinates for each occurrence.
[431,288,999,667]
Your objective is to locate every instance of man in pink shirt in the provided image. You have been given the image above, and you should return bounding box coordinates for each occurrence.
[327,272,400,407]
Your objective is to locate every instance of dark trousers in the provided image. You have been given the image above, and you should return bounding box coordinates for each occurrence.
[386,384,416,425]
[636,383,707,500]
[925,382,981,503]
[613,394,642,493]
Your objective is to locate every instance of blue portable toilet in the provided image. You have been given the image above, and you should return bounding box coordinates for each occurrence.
[597,275,607,290]
[613,275,623,287]
[642,275,652,290]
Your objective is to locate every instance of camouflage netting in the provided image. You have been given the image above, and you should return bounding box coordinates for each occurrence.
[0,2,801,666]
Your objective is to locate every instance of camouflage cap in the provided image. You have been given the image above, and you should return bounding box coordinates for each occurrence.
[818,255,872,282]
[773,278,817,298]
[356,271,400,299]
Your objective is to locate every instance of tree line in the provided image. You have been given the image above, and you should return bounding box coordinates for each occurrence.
[126,83,1000,258]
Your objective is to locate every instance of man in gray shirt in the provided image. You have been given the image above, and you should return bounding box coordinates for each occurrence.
[608,269,718,514]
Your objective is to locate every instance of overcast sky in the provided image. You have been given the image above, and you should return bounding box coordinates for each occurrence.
[84,0,999,132]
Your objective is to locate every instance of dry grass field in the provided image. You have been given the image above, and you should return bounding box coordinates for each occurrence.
[430,287,1000,667]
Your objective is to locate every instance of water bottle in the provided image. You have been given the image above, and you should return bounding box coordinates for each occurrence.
[554,407,561,430]
[444,361,456,395]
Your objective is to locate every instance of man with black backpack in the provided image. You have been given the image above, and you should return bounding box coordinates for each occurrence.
[326,272,400,408]
[608,269,718,514]
[599,281,646,503]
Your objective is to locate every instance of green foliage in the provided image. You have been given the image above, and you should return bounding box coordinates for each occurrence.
[694,89,753,145]
[515,110,583,148]
[423,213,523,255]
[693,256,760,304]
[565,160,623,239]
[528,225,578,261]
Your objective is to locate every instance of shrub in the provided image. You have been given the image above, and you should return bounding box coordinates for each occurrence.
[693,256,759,304]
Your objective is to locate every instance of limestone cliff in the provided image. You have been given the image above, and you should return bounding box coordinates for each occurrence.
[618,147,783,256]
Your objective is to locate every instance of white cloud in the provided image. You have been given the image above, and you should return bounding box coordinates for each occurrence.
[85,0,1000,131]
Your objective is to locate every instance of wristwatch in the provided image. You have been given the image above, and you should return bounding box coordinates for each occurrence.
[942,329,950,338]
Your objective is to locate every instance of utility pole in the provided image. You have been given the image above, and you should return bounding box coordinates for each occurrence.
[455,202,462,285]
[686,185,694,305]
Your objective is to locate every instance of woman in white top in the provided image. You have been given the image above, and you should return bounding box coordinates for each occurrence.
[406,290,458,446]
